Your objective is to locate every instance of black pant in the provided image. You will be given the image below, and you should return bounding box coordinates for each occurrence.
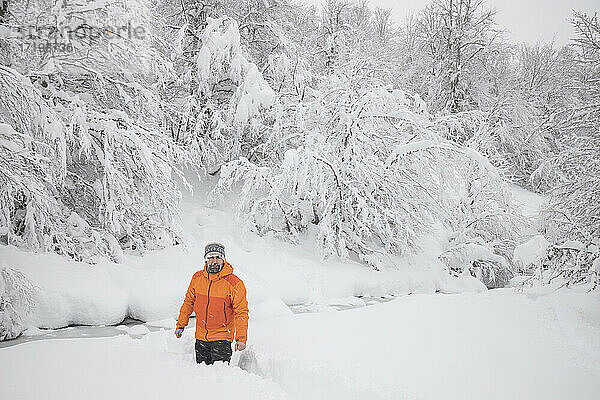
[195,339,232,365]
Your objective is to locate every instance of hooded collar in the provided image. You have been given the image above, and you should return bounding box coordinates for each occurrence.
[201,260,234,281]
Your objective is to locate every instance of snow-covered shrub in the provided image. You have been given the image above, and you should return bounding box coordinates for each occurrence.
[539,241,599,287]
[513,235,552,274]
[0,266,37,341]
[512,235,599,289]
[37,1,182,251]
[60,212,124,264]
[59,103,182,253]
[438,148,526,288]
[0,62,179,260]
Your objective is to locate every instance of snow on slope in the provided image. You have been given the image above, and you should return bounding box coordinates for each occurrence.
[510,184,547,219]
[1,202,481,330]
[1,288,598,400]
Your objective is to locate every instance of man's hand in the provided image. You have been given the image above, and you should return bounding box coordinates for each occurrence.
[174,327,184,338]
[235,342,246,351]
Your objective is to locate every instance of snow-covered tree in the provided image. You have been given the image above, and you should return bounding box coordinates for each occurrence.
[214,52,525,279]
[394,1,558,190]
[400,5,578,190]
[157,0,297,172]
[215,78,445,268]
[438,148,526,287]
[0,266,37,341]
[542,11,600,244]
[1,0,183,258]
[414,0,499,114]
[0,0,577,288]
[0,65,67,252]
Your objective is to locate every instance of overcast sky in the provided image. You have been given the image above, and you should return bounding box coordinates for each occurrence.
[303,0,599,45]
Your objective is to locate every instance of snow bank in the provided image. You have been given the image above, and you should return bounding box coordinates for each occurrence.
[0,247,128,328]
[1,244,290,329]
[439,272,488,293]
[1,202,471,330]
[513,234,551,269]
[510,184,547,218]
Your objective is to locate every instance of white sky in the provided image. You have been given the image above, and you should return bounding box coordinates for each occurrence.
[303,0,599,45]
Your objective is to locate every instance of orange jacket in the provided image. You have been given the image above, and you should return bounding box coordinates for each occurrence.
[176,261,249,343]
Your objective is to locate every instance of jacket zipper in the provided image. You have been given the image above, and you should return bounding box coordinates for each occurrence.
[204,280,213,341]
[223,302,227,323]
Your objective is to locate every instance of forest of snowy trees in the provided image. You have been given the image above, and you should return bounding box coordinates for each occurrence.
[0,0,598,289]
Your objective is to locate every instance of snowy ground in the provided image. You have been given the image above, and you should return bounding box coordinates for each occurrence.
[247,289,600,400]
[3,187,598,399]
[2,288,599,400]
[510,184,547,219]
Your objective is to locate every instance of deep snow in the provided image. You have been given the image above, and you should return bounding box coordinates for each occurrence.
[1,288,598,400]
[0,334,293,400]
[247,289,600,400]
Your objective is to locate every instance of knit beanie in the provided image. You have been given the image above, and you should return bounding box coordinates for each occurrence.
[205,242,225,259]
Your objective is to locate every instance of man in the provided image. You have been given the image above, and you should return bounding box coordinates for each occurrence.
[174,242,249,365]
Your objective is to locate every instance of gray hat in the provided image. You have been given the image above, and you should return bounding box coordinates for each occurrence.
[205,242,225,259]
